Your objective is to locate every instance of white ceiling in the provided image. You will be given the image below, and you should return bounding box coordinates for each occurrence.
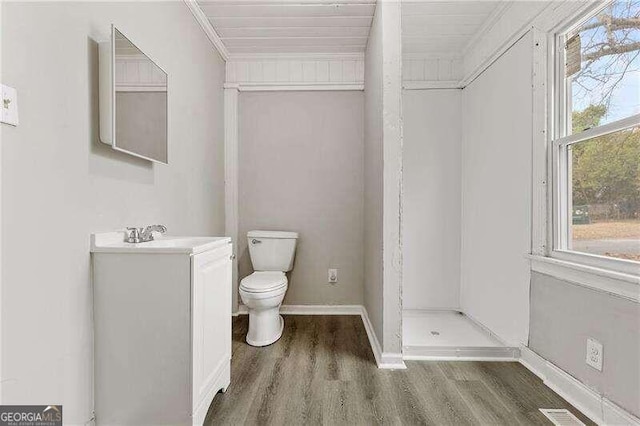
[402,1,502,56]
[197,0,376,55]
[195,0,502,57]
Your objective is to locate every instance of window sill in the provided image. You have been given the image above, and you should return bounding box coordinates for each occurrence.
[527,254,639,302]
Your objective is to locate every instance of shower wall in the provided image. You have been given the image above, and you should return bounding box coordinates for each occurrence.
[402,89,462,310]
[460,33,533,346]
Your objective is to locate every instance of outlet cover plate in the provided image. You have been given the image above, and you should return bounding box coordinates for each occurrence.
[328,269,338,284]
[586,338,603,371]
[1,84,19,126]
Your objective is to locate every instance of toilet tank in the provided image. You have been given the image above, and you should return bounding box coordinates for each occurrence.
[247,230,299,272]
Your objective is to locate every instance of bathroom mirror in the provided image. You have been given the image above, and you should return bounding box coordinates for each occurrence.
[99,25,168,164]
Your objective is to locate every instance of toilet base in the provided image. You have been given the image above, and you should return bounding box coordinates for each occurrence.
[246,312,284,347]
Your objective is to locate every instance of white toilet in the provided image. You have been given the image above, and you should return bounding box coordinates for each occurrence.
[239,230,298,347]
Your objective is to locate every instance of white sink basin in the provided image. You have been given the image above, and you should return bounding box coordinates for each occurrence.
[91,231,231,255]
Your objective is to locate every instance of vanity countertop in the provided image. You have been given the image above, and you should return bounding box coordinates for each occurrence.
[91,231,231,255]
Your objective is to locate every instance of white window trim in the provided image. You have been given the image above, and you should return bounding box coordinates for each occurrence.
[547,2,640,278]
[528,254,640,302]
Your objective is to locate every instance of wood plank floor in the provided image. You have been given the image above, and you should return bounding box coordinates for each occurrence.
[205,315,593,425]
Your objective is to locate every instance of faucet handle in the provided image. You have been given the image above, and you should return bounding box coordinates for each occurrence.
[140,224,167,242]
[125,227,142,243]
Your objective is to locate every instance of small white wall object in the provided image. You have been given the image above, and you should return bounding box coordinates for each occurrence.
[328,269,338,284]
[1,84,19,126]
[586,338,603,371]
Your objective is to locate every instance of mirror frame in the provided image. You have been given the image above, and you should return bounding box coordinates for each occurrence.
[99,24,168,164]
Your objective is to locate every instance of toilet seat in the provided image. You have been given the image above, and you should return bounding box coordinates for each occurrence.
[240,271,287,293]
[239,271,287,346]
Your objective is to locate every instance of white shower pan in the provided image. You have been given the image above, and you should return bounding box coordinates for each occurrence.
[403,310,520,361]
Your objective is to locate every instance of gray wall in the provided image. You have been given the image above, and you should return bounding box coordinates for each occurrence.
[238,91,364,307]
[364,2,384,344]
[402,89,461,310]
[529,272,640,418]
[1,2,225,423]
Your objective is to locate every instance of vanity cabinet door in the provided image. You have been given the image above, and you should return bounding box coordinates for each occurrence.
[191,244,232,418]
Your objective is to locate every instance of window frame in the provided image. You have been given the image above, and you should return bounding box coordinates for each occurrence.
[550,0,640,276]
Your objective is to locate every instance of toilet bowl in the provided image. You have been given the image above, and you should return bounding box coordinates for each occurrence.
[239,271,288,346]
[239,230,298,347]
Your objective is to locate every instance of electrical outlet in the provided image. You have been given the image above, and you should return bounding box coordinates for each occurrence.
[586,338,603,371]
[1,84,19,126]
[328,269,338,284]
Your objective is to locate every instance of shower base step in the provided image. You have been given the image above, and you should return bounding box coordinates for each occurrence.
[403,345,520,361]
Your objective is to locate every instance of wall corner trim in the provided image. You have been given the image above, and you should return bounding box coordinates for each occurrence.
[224,87,239,312]
[519,346,640,426]
[361,306,406,370]
[183,0,229,61]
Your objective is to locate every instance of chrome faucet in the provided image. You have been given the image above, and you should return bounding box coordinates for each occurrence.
[140,224,167,242]
[125,225,167,243]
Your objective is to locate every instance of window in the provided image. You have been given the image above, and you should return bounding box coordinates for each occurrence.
[554,0,640,273]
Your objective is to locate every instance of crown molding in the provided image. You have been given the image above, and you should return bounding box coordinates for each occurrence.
[227,52,365,61]
[403,81,461,90]
[183,0,229,61]
[226,83,364,92]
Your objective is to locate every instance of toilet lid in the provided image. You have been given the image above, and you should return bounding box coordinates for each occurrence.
[240,271,287,293]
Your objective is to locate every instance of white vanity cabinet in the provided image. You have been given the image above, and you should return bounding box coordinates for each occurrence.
[190,247,232,415]
[91,233,232,426]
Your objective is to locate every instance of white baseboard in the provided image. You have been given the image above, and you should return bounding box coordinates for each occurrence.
[280,304,363,315]
[232,304,248,316]
[520,346,640,426]
[233,304,362,316]
[358,305,382,365]
[379,352,407,369]
[360,306,406,369]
